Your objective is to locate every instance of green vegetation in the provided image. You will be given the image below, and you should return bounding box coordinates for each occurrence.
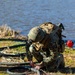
[0,72,8,75]
[0,41,25,48]
[0,25,74,74]
[0,45,75,75]
[63,47,75,67]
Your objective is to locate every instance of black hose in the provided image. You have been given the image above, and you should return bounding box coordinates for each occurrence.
[7,66,41,75]
[0,62,30,65]
[0,38,26,42]
[0,52,27,57]
[0,43,26,51]
[7,66,30,75]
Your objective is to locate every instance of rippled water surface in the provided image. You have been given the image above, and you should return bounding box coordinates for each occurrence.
[0,0,75,40]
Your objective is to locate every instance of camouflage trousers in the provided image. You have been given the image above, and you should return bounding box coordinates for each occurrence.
[43,54,65,71]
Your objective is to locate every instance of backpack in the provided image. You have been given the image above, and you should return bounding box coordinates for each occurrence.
[38,22,65,53]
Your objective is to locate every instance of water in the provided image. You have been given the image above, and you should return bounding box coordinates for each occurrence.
[0,0,75,40]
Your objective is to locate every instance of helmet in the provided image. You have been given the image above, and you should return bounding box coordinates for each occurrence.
[28,26,45,42]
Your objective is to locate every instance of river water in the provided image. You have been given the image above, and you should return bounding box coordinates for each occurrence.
[0,0,75,40]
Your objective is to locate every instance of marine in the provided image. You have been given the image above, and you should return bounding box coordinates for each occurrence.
[26,22,65,71]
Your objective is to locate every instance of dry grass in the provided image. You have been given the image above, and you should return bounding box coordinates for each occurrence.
[0,47,74,75]
[0,41,24,48]
[0,25,75,75]
[0,24,27,40]
[63,47,75,67]
[0,24,19,37]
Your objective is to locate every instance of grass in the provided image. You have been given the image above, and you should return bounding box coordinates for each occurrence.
[0,40,26,55]
[0,46,26,55]
[0,25,74,74]
[0,72,8,75]
[0,41,25,48]
[0,40,26,75]
[63,47,75,67]
[0,45,75,75]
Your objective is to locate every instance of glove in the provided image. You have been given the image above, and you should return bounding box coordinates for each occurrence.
[34,62,43,70]
[29,61,35,67]
[35,65,41,70]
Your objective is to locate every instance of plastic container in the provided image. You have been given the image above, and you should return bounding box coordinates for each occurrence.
[66,40,74,48]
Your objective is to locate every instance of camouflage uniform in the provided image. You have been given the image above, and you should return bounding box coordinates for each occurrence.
[27,22,65,71]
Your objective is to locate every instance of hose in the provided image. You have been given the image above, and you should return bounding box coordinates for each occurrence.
[7,66,41,75]
[0,43,26,51]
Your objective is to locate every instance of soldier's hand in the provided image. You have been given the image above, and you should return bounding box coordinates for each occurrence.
[29,61,35,67]
[34,62,43,70]
[35,65,41,70]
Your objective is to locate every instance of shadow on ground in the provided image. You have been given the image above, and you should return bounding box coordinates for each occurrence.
[59,67,75,74]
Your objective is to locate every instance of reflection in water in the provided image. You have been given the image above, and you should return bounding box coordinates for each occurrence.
[0,0,75,39]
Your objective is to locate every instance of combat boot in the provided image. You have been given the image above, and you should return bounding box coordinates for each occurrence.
[56,54,65,69]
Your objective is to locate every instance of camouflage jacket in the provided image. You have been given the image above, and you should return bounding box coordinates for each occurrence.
[27,22,65,65]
